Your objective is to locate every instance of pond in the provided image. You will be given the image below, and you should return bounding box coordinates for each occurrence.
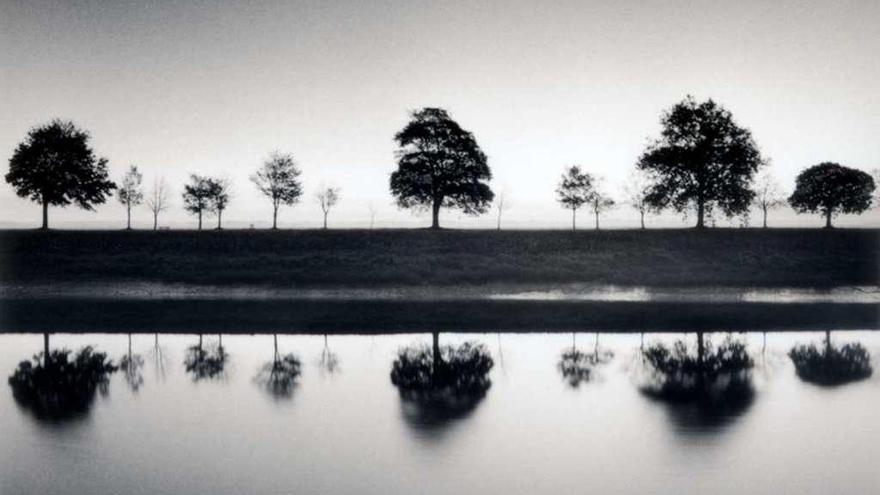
[1,331,878,494]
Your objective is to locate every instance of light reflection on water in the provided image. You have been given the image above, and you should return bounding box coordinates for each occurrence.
[1,331,878,495]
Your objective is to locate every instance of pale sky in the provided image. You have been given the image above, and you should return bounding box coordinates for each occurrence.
[1,0,878,229]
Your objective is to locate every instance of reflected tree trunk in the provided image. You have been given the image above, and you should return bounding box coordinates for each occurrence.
[432,331,441,371]
[594,332,599,358]
[43,332,50,366]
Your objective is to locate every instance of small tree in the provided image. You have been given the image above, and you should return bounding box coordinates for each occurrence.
[315,186,340,229]
[367,202,378,229]
[495,190,510,231]
[206,178,231,230]
[117,165,144,230]
[390,107,494,229]
[589,187,615,230]
[145,177,171,230]
[753,170,785,228]
[182,175,212,230]
[556,165,595,230]
[622,169,652,229]
[789,162,874,228]
[251,152,303,229]
[5,120,115,229]
[637,96,763,228]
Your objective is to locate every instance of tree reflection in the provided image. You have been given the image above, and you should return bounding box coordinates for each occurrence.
[255,334,301,399]
[558,332,614,388]
[318,334,340,376]
[184,333,227,380]
[789,330,873,386]
[8,335,117,420]
[390,332,493,430]
[119,333,144,392]
[639,333,755,429]
[149,333,168,382]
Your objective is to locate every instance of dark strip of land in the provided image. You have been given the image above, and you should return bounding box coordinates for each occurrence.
[0,229,877,288]
[1,298,876,333]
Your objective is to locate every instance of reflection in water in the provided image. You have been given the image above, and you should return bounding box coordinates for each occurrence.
[789,331,873,386]
[255,334,302,399]
[390,332,493,430]
[639,333,755,430]
[119,333,145,392]
[7,340,117,420]
[184,334,227,380]
[149,333,169,382]
[318,334,340,376]
[558,333,614,388]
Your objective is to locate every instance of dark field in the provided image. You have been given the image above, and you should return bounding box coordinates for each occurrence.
[0,228,878,288]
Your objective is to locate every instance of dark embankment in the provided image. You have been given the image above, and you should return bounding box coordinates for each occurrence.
[0,228,877,288]
[1,298,876,333]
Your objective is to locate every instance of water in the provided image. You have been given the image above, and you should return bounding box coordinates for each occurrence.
[1,331,878,494]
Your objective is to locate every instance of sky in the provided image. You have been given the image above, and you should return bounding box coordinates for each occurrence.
[1,0,878,229]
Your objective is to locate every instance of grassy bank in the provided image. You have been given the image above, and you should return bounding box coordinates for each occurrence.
[0,228,877,288]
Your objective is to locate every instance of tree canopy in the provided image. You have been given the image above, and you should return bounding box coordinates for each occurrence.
[390,108,493,229]
[556,165,595,230]
[788,162,874,228]
[182,175,213,230]
[5,120,115,229]
[637,96,763,228]
[118,165,144,230]
[251,152,303,229]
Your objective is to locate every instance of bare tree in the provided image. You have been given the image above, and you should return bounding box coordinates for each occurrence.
[251,152,303,229]
[495,190,510,231]
[117,165,143,230]
[315,186,340,229]
[367,202,378,229]
[589,180,615,230]
[622,169,651,229]
[753,170,785,228]
[145,177,171,230]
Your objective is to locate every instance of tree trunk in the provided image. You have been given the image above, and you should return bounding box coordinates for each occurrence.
[696,201,705,228]
[697,331,705,370]
[762,206,768,228]
[825,209,833,228]
[153,212,158,230]
[571,208,576,231]
[594,210,600,230]
[432,331,441,374]
[217,210,222,230]
[43,332,50,365]
[41,200,49,230]
[323,211,328,230]
[126,203,132,230]
[431,201,441,229]
[640,210,645,230]
[198,211,202,231]
[497,210,502,231]
[272,204,278,230]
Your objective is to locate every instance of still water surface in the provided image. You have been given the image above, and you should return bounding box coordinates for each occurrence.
[1,331,878,495]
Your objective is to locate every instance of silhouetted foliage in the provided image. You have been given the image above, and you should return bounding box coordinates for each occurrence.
[558,348,614,388]
[390,108,493,229]
[589,187,615,230]
[788,162,874,228]
[390,339,493,425]
[206,177,231,230]
[184,339,227,380]
[182,175,213,230]
[316,186,340,230]
[789,341,872,386]
[257,354,302,399]
[318,335,340,376]
[637,96,763,228]
[117,165,144,230]
[5,120,115,229]
[8,347,117,419]
[556,165,596,230]
[251,152,303,229]
[119,334,144,392]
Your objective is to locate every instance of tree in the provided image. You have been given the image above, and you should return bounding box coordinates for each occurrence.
[637,96,763,228]
[367,202,378,229]
[622,169,652,229]
[589,187,615,230]
[495,190,510,231]
[315,186,340,229]
[753,170,785,228]
[788,162,874,228]
[556,165,595,230]
[117,165,143,230]
[390,107,494,229]
[145,177,171,230]
[182,175,212,230]
[5,120,115,229]
[251,152,303,229]
[206,177,231,230]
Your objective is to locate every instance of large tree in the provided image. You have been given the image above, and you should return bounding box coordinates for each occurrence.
[390,108,493,229]
[117,165,143,230]
[556,165,595,231]
[637,96,763,228]
[251,152,303,229]
[788,162,874,228]
[182,175,212,230]
[5,120,115,229]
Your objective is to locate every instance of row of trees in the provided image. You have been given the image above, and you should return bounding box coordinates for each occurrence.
[4,98,877,230]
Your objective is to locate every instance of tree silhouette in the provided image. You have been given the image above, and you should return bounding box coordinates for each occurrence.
[255,334,301,399]
[589,185,615,230]
[637,96,763,228]
[788,162,874,228]
[251,152,303,229]
[622,169,653,229]
[315,186,340,229]
[206,177,231,230]
[117,165,144,230]
[5,120,115,229]
[182,175,212,230]
[390,108,493,229]
[556,165,595,230]
[145,177,171,230]
[495,190,510,231]
[753,170,785,228]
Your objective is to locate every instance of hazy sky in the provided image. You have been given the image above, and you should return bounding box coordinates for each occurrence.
[1,0,878,229]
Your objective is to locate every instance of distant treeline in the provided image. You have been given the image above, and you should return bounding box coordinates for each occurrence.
[4,97,877,230]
